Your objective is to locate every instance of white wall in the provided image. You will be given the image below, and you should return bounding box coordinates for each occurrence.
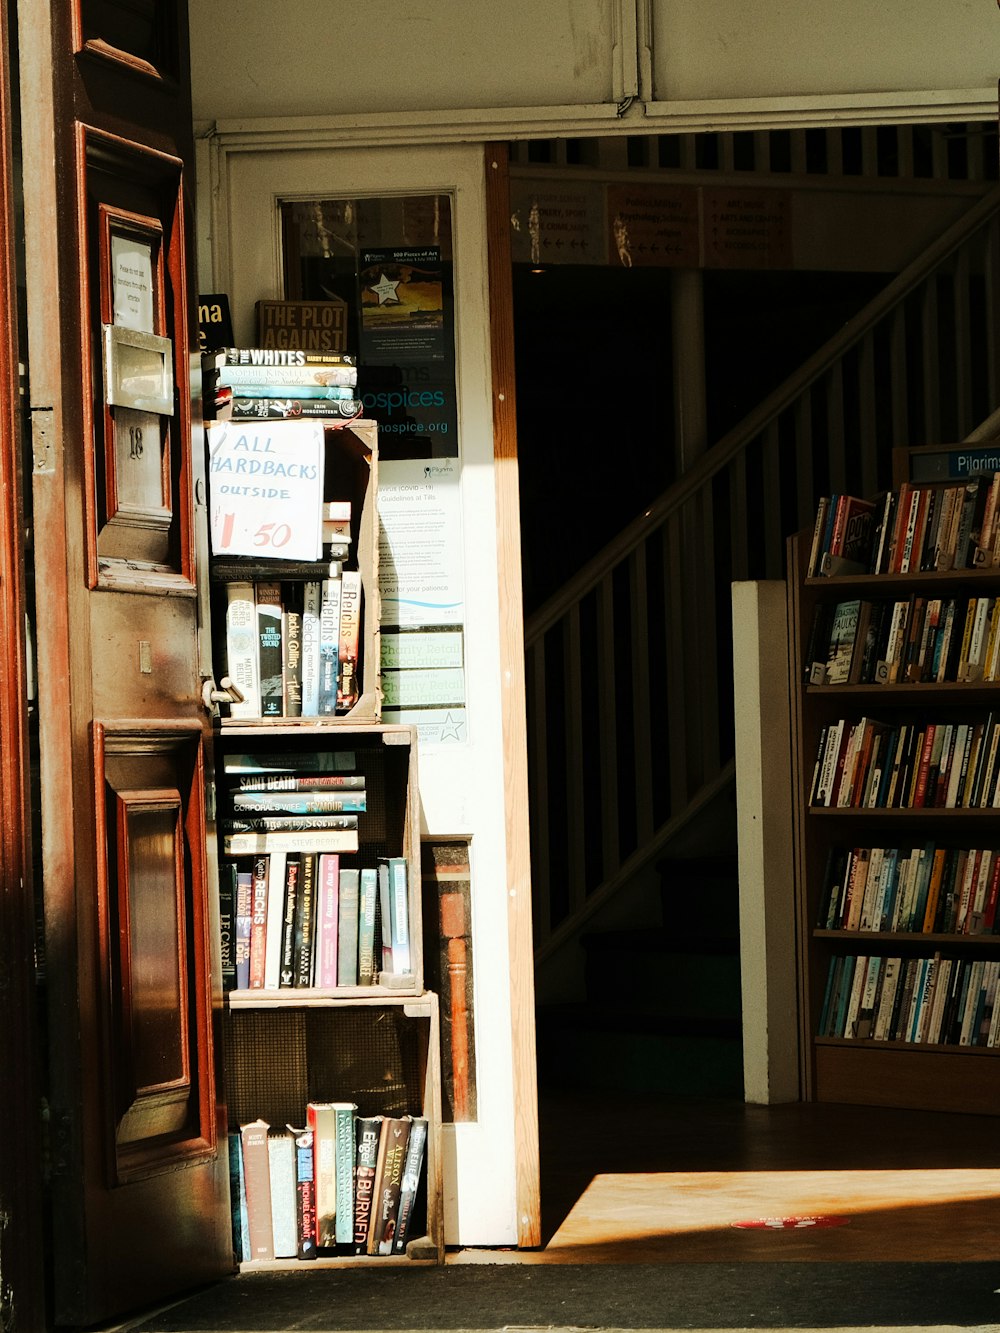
[190,0,998,135]
[651,0,998,105]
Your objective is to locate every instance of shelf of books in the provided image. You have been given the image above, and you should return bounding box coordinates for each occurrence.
[788,453,1000,1117]
[224,991,443,1267]
[204,347,443,1265]
[215,718,442,1266]
[208,403,381,725]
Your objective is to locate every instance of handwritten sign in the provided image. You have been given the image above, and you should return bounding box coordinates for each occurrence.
[208,420,325,560]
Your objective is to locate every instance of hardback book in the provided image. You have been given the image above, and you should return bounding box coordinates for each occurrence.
[352,1115,384,1255]
[231,789,367,814]
[358,866,379,986]
[377,861,394,972]
[222,828,360,855]
[293,852,318,988]
[218,348,356,368]
[230,395,361,421]
[314,853,340,988]
[307,1103,339,1249]
[337,867,360,987]
[282,582,305,717]
[267,1128,299,1259]
[290,1124,317,1259]
[835,495,876,568]
[262,850,287,991]
[338,569,363,712]
[318,573,343,715]
[219,864,236,991]
[212,555,349,582]
[223,813,363,833]
[228,1132,250,1263]
[387,857,411,974]
[240,1119,275,1261]
[228,381,357,401]
[390,1117,428,1255]
[235,868,253,991]
[278,855,300,988]
[308,1103,357,1247]
[235,772,366,792]
[225,582,262,717]
[218,362,358,389]
[300,580,322,715]
[806,496,830,578]
[369,1117,411,1255]
[256,582,284,716]
[225,750,358,775]
[335,1103,357,1247]
[248,855,269,989]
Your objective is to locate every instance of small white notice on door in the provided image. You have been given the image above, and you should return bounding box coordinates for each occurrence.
[112,234,155,333]
[208,420,325,560]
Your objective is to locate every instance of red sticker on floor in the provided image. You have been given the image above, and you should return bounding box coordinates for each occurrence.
[731,1215,849,1229]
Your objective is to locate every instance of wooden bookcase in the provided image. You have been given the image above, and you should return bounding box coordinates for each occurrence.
[207,419,444,1266]
[787,491,1000,1117]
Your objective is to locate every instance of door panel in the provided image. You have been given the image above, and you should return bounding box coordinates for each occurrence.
[18,0,230,1322]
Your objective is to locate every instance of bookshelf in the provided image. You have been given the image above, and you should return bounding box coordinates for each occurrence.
[206,413,444,1265]
[788,455,1000,1117]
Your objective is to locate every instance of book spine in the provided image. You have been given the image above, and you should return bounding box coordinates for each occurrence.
[224,814,363,833]
[374,1118,411,1256]
[337,868,360,986]
[262,850,286,991]
[236,773,367,792]
[228,1132,250,1262]
[314,853,340,988]
[230,396,362,420]
[392,1118,428,1254]
[229,381,357,400]
[231,791,367,813]
[294,852,317,988]
[225,582,262,717]
[338,569,363,711]
[267,1128,299,1258]
[353,1116,383,1255]
[219,863,236,992]
[318,574,343,715]
[358,866,379,986]
[235,869,253,990]
[291,1125,317,1259]
[278,856,300,987]
[240,1119,274,1260]
[219,347,356,368]
[248,855,269,989]
[282,582,304,717]
[222,829,360,855]
[300,580,322,715]
[334,1104,357,1246]
[389,857,411,974]
[220,363,358,387]
[307,1103,338,1249]
[256,582,284,716]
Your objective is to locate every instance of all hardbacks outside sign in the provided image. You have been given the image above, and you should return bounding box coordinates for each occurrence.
[208,420,325,560]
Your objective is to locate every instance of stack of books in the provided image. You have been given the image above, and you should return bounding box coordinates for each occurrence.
[218,750,413,991]
[232,1109,428,1261]
[205,346,362,422]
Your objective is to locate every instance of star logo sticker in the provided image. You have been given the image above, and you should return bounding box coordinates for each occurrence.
[369,272,401,305]
[437,711,465,743]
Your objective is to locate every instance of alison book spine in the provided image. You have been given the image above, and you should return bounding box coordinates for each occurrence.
[371,1118,410,1256]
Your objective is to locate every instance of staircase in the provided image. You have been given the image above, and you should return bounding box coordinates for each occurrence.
[528,184,1000,1094]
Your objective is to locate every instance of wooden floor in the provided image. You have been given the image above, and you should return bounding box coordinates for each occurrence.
[453,1092,1000,1264]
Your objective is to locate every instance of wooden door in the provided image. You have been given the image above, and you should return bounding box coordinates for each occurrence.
[17,2,231,1323]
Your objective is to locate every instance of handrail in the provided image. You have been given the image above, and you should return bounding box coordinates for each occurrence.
[526,182,1000,643]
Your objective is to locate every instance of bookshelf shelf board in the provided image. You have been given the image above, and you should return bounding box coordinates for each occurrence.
[227,988,429,1010]
[219,716,389,734]
[807,805,1000,818]
[805,569,1000,594]
[238,1242,441,1272]
[813,929,1000,946]
[814,1036,1000,1053]
[806,682,1000,698]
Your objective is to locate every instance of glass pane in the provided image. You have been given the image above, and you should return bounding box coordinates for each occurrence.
[281,194,458,462]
